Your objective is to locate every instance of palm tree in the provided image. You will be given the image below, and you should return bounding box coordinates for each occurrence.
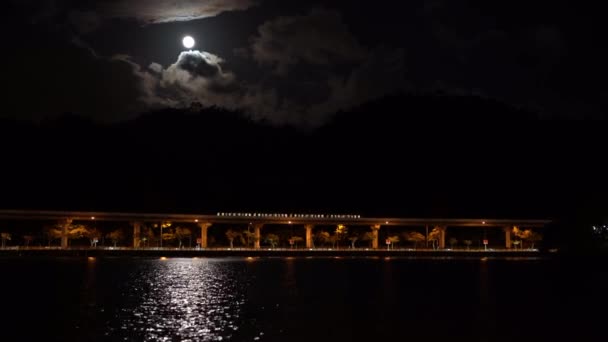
[85,228,102,247]
[348,235,359,249]
[329,234,340,248]
[388,235,400,249]
[463,240,473,250]
[242,229,256,248]
[68,224,90,247]
[1,233,11,248]
[360,232,375,248]
[334,225,348,248]
[403,231,425,249]
[512,240,521,250]
[515,229,542,249]
[428,228,441,250]
[314,231,331,247]
[226,229,240,248]
[106,229,125,247]
[174,227,192,248]
[154,222,172,248]
[161,229,176,246]
[512,226,526,249]
[265,233,279,248]
[143,227,155,247]
[526,231,543,249]
[43,226,63,246]
[41,223,85,247]
[449,237,458,249]
[290,236,304,248]
[23,235,34,248]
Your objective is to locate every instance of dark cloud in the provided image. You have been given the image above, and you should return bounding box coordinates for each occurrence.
[16,0,257,36]
[108,7,406,127]
[68,10,101,34]
[250,9,368,75]
[310,48,406,120]
[14,0,600,126]
[97,0,256,24]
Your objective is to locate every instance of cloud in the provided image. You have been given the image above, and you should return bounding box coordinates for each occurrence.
[98,0,256,24]
[250,9,368,74]
[148,63,164,74]
[137,50,242,110]
[309,48,406,122]
[123,10,406,127]
[6,5,404,126]
[68,10,101,34]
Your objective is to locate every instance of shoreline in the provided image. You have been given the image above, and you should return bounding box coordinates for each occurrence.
[0,247,549,259]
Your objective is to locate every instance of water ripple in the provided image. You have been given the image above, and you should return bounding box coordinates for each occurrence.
[109,258,247,341]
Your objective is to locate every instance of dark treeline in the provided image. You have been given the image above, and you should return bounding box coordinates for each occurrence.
[1,92,606,235]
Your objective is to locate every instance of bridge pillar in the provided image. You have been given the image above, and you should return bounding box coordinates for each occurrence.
[371,225,381,249]
[305,224,314,249]
[254,224,263,249]
[132,222,142,248]
[438,226,447,249]
[504,226,512,249]
[197,222,213,248]
[60,218,72,249]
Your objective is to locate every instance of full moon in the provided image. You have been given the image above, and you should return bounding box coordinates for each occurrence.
[183,36,195,49]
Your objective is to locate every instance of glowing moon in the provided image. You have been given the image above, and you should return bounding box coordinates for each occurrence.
[183,36,195,49]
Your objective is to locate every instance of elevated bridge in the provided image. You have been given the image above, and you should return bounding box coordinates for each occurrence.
[0,210,551,250]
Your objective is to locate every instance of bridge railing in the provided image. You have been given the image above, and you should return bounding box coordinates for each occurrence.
[0,246,539,252]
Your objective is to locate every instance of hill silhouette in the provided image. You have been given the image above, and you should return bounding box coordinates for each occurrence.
[0,92,606,221]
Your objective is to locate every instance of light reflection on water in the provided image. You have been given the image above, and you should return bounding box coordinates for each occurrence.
[111,258,247,341]
[2,256,600,342]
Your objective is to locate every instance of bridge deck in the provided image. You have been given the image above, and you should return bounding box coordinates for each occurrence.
[0,210,550,227]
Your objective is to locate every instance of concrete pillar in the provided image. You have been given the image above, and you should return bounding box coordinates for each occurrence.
[254,224,263,249]
[371,225,381,249]
[198,222,213,248]
[504,226,512,249]
[132,222,142,248]
[305,224,314,249]
[60,218,72,249]
[439,226,447,249]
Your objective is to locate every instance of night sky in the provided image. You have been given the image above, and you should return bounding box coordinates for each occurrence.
[1,1,607,221]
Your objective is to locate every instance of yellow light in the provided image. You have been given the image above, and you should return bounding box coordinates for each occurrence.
[482,221,486,224]
[87,257,96,261]
[91,216,95,220]
[195,219,199,223]
[160,257,168,260]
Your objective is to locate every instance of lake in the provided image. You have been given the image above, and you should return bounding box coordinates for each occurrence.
[0,256,605,341]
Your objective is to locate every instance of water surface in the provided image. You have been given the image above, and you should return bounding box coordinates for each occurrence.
[0,256,605,341]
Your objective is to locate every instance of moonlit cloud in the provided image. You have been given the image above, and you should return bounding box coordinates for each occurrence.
[120,9,406,127]
[148,63,164,74]
[136,50,241,110]
[99,0,257,24]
